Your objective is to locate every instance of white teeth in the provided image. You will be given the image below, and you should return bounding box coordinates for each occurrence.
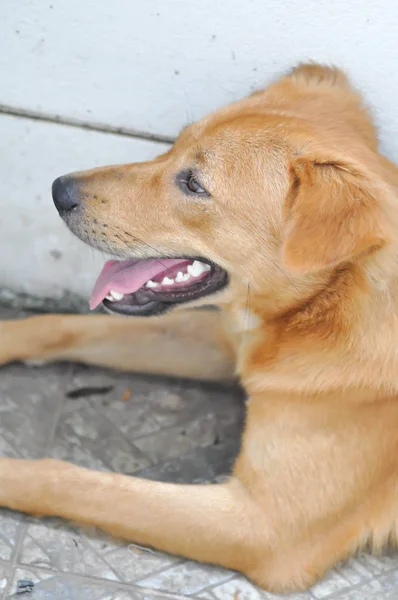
[162,276,174,285]
[145,279,159,288]
[145,263,211,290]
[189,260,211,277]
[105,294,115,301]
[109,290,124,301]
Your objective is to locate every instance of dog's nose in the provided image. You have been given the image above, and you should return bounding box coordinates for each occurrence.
[52,176,80,215]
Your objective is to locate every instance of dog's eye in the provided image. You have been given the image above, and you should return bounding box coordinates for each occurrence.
[186,175,205,194]
[177,170,209,197]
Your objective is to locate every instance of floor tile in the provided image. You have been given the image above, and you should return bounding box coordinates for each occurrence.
[0,562,12,600]
[6,566,176,599]
[0,511,20,562]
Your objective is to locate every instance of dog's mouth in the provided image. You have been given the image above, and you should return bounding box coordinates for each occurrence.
[90,257,228,316]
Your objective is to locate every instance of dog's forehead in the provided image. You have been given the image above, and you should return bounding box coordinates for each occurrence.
[176,105,282,165]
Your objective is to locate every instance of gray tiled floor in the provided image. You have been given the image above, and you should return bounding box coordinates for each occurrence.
[1,329,398,599]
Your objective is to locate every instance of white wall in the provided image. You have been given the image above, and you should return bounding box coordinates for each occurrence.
[1,0,397,307]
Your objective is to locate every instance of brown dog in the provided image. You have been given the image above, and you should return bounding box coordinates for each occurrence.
[1,63,398,592]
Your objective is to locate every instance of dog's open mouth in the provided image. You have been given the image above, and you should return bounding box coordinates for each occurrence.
[90,257,228,316]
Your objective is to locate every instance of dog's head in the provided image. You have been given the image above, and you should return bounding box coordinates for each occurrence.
[52,63,395,318]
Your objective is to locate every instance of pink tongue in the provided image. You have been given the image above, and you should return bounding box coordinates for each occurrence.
[90,259,189,310]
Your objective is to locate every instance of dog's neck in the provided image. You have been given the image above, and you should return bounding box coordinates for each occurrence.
[226,249,398,398]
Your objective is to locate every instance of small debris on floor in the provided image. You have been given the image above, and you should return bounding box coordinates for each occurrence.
[66,385,114,399]
[122,387,132,401]
[128,543,156,555]
[16,579,35,595]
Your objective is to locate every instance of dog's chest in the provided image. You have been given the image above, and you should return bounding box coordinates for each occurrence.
[229,307,261,333]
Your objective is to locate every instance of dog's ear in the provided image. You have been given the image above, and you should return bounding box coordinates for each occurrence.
[281,157,391,273]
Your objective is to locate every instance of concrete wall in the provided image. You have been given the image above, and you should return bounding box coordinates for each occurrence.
[1,0,397,309]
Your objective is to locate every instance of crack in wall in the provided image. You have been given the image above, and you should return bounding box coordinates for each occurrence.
[0,104,176,145]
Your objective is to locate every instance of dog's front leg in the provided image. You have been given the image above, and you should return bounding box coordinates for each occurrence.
[0,309,236,381]
[0,456,265,582]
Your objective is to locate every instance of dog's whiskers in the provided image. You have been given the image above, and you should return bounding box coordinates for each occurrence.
[242,282,252,344]
[272,260,301,295]
[101,223,172,270]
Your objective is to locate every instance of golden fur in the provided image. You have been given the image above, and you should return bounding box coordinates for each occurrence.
[1,63,398,591]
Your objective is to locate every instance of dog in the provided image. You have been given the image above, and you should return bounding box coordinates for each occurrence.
[1,62,398,592]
